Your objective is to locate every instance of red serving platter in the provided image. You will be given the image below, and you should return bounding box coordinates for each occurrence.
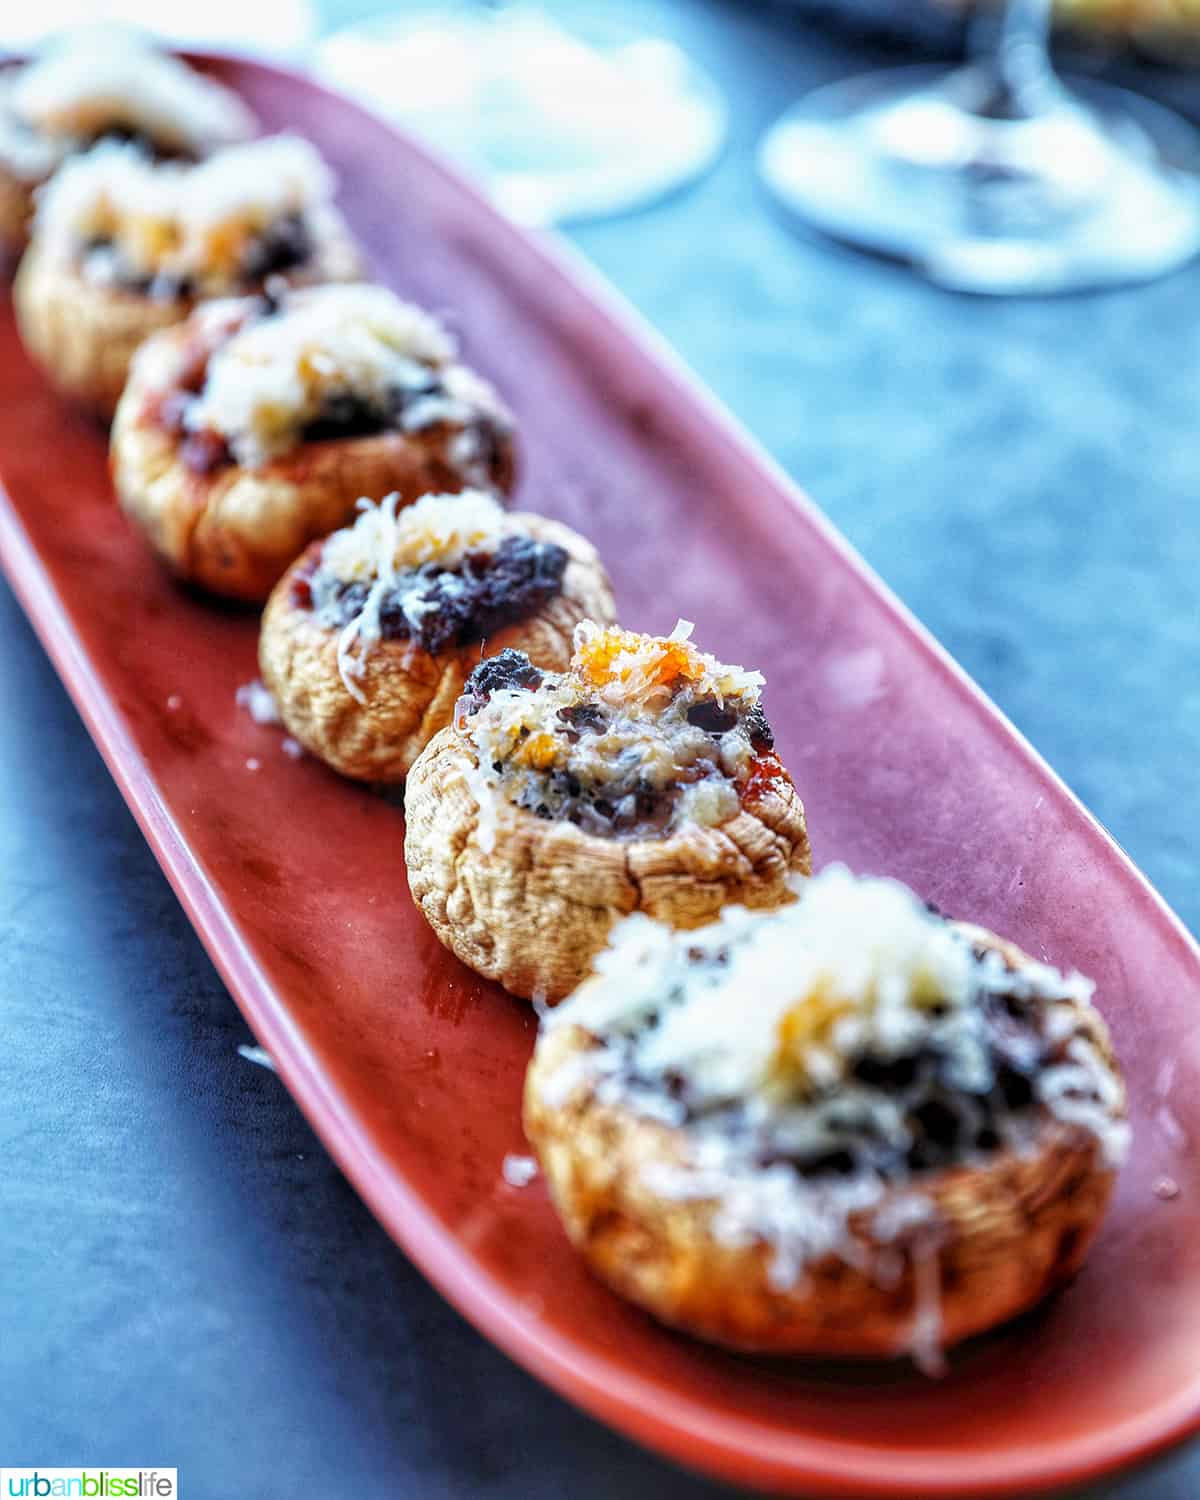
[2,54,1199,1500]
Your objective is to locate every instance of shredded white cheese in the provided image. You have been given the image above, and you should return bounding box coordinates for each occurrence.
[643,1146,888,1293]
[907,1240,948,1377]
[322,488,506,584]
[1035,1034,1131,1168]
[573,617,763,712]
[464,756,501,855]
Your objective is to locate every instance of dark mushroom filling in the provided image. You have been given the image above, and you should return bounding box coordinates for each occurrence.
[464,647,545,698]
[300,534,569,656]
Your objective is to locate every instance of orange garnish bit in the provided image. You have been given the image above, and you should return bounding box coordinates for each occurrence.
[518,731,560,770]
[771,981,854,1088]
[204,221,249,275]
[576,627,705,692]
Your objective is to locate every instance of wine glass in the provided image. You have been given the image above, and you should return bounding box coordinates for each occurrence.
[315,1,726,226]
[758,0,1200,294]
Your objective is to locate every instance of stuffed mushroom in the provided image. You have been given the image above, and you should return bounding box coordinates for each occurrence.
[14,133,361,417]
[524,865,1129,1364]
[260,489,614,782]
[111,282,514,600]
[0,26,254,262]
[405,620,811,1002]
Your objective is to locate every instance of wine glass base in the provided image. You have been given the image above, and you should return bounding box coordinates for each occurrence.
[316,5,726,226]
[759,65,1200,295]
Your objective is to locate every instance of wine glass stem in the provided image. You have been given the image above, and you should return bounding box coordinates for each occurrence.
[971,0,1057,117]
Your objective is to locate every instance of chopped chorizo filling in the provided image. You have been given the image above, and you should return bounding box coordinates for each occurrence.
[455,621,781,840]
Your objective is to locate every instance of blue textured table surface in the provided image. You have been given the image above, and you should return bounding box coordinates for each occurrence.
[3,2,1198,1495]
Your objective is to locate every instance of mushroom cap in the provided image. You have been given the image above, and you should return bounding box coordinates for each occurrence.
[112,406,511,603]
[404,725,811,1002]
[523,928,1125,1358]
[110,300,517,603]
[259,513,615,782]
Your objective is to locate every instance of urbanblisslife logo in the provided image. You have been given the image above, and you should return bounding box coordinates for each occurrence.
[2,1474,176,1497]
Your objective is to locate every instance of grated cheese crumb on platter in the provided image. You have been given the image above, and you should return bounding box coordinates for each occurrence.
[237,1042,277,1072]
[537,865,1129,1352]
[502,1153,539,1187]
[235,678,282,725]
[182,284,481,468]
[34,134,335,292]
[320,490,509,701]
[3,26,254,174]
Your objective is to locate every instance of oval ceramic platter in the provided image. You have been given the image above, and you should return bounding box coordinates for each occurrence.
[0,54,1197,1500]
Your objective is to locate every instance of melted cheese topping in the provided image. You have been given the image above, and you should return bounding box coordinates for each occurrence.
[2,27,253,175]
[34,135,334,291]
[459,621,766,849]
[537,866,1129,1356]
[321,491,508,699]
[554,866,1104,1108]
[182,284,489,467]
